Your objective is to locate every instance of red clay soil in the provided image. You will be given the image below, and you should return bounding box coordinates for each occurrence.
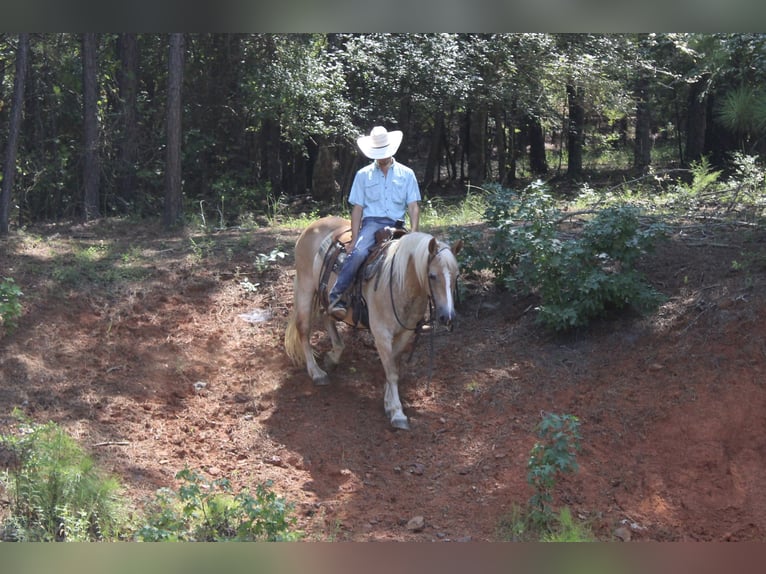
[2,218,766,541]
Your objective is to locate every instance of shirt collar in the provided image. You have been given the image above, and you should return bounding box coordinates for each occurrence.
[374,157,396,172]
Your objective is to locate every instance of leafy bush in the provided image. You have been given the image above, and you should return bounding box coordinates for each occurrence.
[527,413,582,527]
[137,466,301,541]
[726,152,766,214]
[0,412,130,541]
[496,413,591,541]
[0,277,23,334]
[465,182,666,331]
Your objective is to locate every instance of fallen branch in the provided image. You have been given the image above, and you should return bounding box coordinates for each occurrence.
[92,441,130,447]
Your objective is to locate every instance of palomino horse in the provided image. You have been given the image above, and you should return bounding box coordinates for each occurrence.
[284,216,462,430]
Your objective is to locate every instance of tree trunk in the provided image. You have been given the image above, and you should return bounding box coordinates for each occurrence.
[397,88,412,164]
[117,33,139,209]
[0,33,29,235]
[467,107,487,184]
[685,74,709,166]
[527,113,548,176]
[260,117,282,197]
[493,104,507,185]
[163,33,184,228]
[424,111,445,189]
[311,141,337,202]
[566,83,584,178]
[82,33,100,220]
[633,74,652,172]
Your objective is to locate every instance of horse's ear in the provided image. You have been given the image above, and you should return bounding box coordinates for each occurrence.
[428,237,438,255]
[451,239,464,255]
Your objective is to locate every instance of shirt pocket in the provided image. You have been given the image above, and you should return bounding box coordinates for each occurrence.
[389,176,408,203]
[364,181,382,202]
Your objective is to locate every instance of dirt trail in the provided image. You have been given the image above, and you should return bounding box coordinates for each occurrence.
[2,219,766,541]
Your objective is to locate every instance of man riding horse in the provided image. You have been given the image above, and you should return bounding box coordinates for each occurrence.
[328,126,421,320]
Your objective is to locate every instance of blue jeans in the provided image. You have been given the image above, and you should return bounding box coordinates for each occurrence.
[330,216,396,300]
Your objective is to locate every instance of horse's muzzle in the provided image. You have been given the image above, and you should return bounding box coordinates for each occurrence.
[437,308,456,331]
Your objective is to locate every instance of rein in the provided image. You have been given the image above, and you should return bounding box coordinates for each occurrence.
[388,246,452,332]
[389,245,454,392]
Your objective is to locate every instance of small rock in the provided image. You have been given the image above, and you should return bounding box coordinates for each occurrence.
[208,466,221,476]
[614,526,632,541]
[264,455,286,467]
[406,515,425,532]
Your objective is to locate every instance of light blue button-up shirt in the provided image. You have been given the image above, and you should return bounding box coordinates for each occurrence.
[348,159,421,220]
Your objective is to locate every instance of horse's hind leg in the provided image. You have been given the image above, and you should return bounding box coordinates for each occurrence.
[322,314,345,372]
[292,290,331,386]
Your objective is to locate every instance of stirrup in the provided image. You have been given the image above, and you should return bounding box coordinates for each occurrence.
[328,298,347,320]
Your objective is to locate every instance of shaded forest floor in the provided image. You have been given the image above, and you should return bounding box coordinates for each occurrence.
[2,215,766,541]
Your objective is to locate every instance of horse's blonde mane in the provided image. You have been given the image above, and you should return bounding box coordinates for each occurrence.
[383,232,435,293]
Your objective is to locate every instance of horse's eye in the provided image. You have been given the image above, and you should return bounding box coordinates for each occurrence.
[428,273,437,280]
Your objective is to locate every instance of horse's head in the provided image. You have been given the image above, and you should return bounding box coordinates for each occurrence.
[427,237,463,328]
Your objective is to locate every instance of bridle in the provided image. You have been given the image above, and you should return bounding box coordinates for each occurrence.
[388,244,456,391]
[388,245,454,333]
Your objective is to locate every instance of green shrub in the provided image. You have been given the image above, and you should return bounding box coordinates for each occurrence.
[0,278,23,334]
[496,413,591,541]
[467,182,666,331]
[137,466,301,542]
[0,412,130,541]
[527,413,582,528]
[540,507,595,542]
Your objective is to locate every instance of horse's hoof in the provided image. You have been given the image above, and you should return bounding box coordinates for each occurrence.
[391,417,410,431]
[322,356,338,372]
[313,374,330,386]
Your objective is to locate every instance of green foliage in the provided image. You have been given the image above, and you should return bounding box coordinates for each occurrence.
[664,156,723,214]
[254,247,287,273]
[714,85,766,151]
[665,153,766,218]
[423,191,489,228]
[3,33,765,227]
[265,188,288,227]
[0,412,130,541]
[137,466,301,542]
[688,156,723,195]
[0,278,23,334]
[540,507,595,542]
[527,413,582,527]
[496,413,590,541]
[467,182,666,331]
[498,504,595,542]
[49,242,149,288]
[188,235,216,262]
[726,152,766,213]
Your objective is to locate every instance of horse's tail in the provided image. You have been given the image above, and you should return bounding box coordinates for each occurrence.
[283,276,320,367]
[284,315,304,366]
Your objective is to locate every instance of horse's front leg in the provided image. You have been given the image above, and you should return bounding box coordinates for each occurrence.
[374,330,411,430]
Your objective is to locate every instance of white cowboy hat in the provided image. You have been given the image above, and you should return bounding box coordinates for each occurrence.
[356,126,403,159]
